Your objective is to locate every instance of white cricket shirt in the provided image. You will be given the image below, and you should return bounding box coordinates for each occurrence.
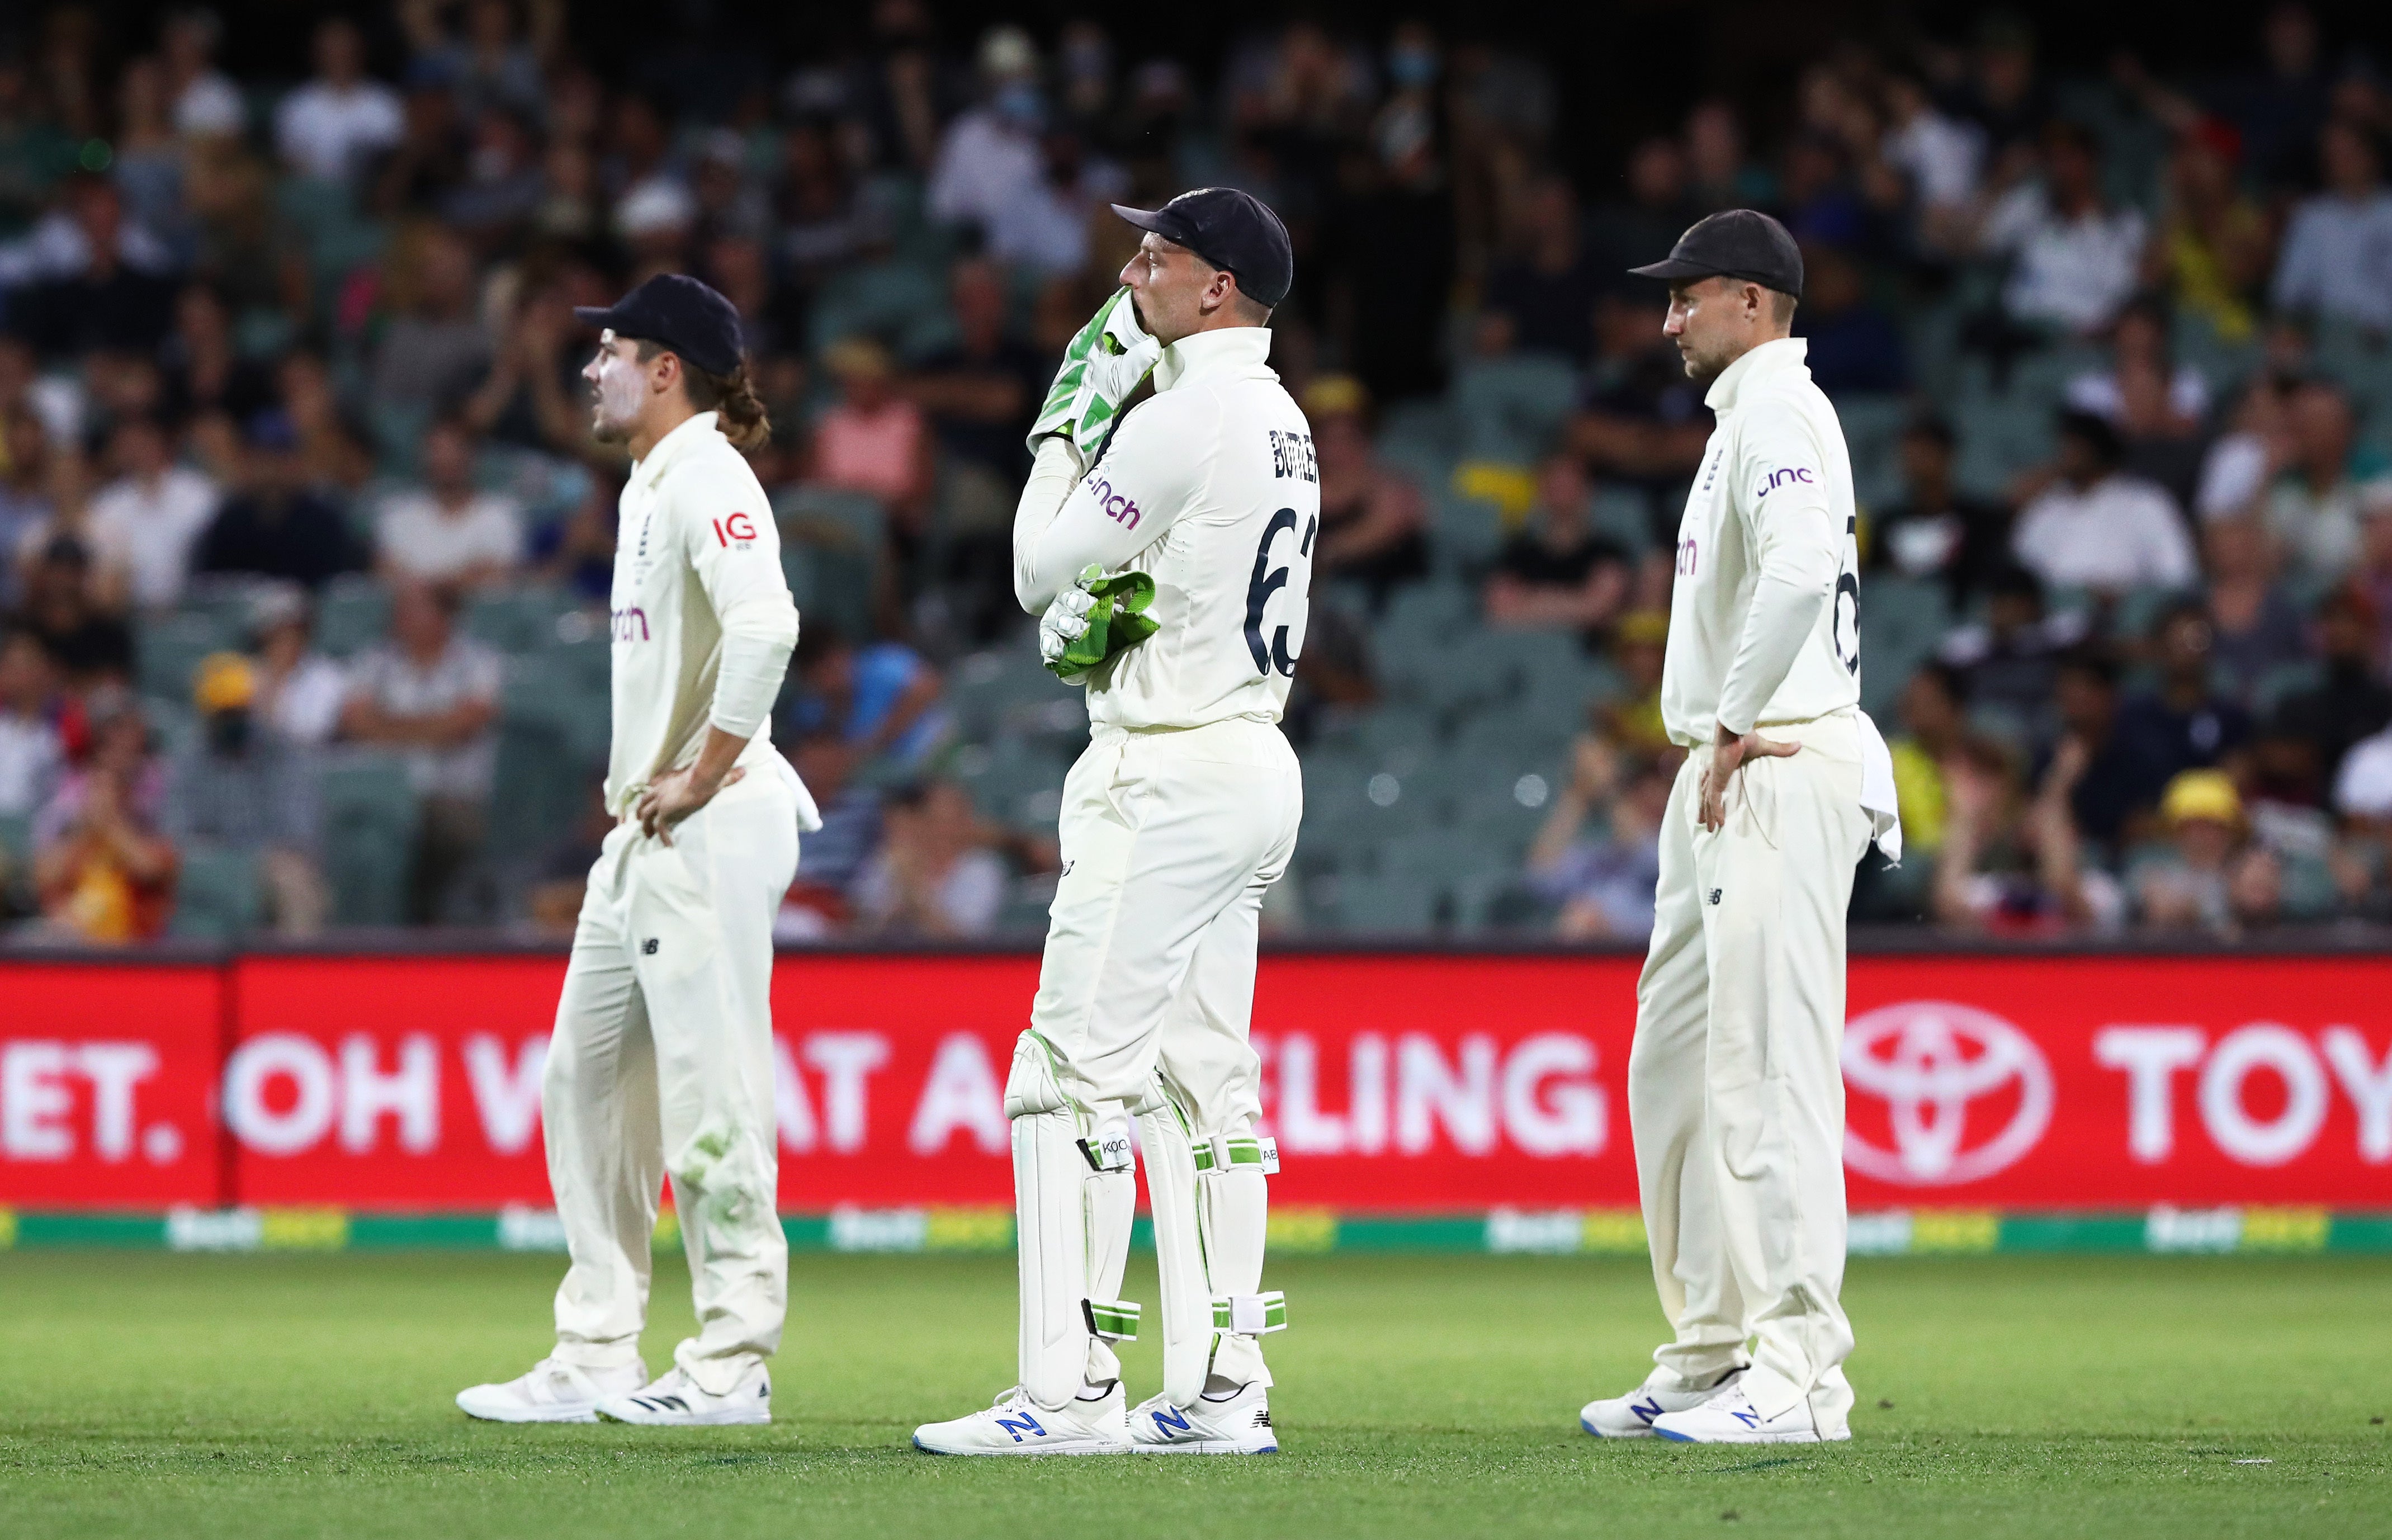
[1015,327,1318,731]
[604,411,808,820]
[1661,337,1862,746]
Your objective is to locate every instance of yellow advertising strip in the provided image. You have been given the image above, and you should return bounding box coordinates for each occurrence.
[259,1208,348,1251]
[1909,1210,2001,1254]
[2239,1207,2330,1253]
[923,1206,1013,1253]
[1268,1208,1339,1254]
[1580,1210,1649,1255]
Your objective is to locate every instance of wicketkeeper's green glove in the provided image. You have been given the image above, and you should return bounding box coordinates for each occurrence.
[1040,564,1160,681]
[1027,287,1162,461]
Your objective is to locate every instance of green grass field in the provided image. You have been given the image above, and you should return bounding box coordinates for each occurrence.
[1,1249,2384,1538]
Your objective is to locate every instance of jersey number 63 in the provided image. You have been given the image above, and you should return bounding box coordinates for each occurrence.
[1244,506,1316,678]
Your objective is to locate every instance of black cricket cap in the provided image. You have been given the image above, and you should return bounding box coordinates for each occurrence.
[573,272,744,377]
[1111,188,1294,309]
[1628,209,1804,300]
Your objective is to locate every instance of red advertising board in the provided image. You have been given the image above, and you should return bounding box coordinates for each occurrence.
[4,952,2390,1212]
[0,962,224,1208]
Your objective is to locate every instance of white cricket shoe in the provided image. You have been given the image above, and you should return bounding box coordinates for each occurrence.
[1128,1381,1278,1454]
[594,1362,772,1426]
[457,1357,649,1423]
[1580,1366,1743,1439]
[911,1382,1130,1456]
[1651,1378,1849,1444]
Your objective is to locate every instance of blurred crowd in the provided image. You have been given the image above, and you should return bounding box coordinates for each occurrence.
[1,0,2390,944]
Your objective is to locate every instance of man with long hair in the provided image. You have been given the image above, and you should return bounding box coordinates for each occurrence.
[456,273,816,1426]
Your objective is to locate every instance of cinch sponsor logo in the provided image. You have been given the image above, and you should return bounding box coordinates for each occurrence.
[1085,474,1142,530]
[1676,536,1698,577]
[1755,465,1816,497]
[611,607,650,641]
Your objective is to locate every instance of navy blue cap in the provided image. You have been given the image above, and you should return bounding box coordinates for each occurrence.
[574,273,745,377]
[1111,188,1294,309]
[1628,209,1805,300]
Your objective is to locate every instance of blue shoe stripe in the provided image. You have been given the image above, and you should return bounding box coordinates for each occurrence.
[1655,1428,1696,1443]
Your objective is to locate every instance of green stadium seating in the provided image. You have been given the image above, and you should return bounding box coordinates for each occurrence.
[1320,869,1439,935]
[136,611,240,705]
[1449,355,1579,467]
[169,846,262,941]
[315,574,391,658]
[1859,575,1951,719]
[316,754,419,927]
[1833,393,1910,514]
[464,585,576,654]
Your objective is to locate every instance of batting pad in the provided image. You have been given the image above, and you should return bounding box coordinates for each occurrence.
[1199,1120,1277,1389]
[1082,1114,1136,1387]
[1006,1035,1089,1411]
[1134,1092,1212,1409]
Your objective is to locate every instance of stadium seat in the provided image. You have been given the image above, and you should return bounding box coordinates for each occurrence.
[807,256,947,357]
[1857,575,1950,720]
[1590,486,1656,558]
[169,847,262,941]
[774,486,883,643]
[0,812,30,909]
[1833,393,1910,513]
[1322,870,1440,936]
[464,585,575,654]
[1449,355,1580,469]
[368,399,433,479]
[2253,660,2324,716]
[136,611,240,704]
[316,754,420,928]
[314,574,391,658]
[952,736,1066,832]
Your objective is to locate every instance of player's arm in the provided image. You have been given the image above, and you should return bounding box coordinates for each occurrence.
[1013,392,1216,614]
[637,469,798,840]
[1701,404,1837,830]
[1715,404,1839,737]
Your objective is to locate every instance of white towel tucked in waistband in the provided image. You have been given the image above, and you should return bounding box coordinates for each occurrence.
[1854,709,1902,864]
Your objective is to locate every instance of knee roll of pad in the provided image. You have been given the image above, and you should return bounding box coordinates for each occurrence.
[1193,1131,1280,1176]
[1077,1114,1133,1174]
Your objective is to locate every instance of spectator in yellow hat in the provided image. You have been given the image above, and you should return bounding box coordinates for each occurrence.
[2133,768,2254,933]
[161,650,328,935]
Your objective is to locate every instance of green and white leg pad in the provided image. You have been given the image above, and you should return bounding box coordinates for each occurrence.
[1003,1034,1142,1411]
[1199,1124,1280,1391]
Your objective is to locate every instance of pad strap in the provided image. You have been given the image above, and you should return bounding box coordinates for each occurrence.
[1082,1297,1141,1342]
[1076,1114,1134,1174]
[1211,1291,1287,1336]
[1194,1132,1280,1176]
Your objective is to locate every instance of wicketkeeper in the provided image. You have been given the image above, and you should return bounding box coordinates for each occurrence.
[913,188,1313,1457]
[1578,211,1900,1445]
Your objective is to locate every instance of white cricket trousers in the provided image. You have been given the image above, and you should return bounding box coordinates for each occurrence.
[542,762,801,1396]
[1629,711,1871,1429]
[1032,717,1301,1129]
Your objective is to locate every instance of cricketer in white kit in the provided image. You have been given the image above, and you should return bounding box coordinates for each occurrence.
[912,188,1312,1457]
[456,274,818,1428]
[1578,212,1899,1446]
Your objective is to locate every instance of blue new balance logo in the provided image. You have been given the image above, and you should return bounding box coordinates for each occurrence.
[1629,1397,1664,1425]
[1731,1408,1761,1429]
[1151,1405,1193,1435]
[995,1413,1047,1443]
